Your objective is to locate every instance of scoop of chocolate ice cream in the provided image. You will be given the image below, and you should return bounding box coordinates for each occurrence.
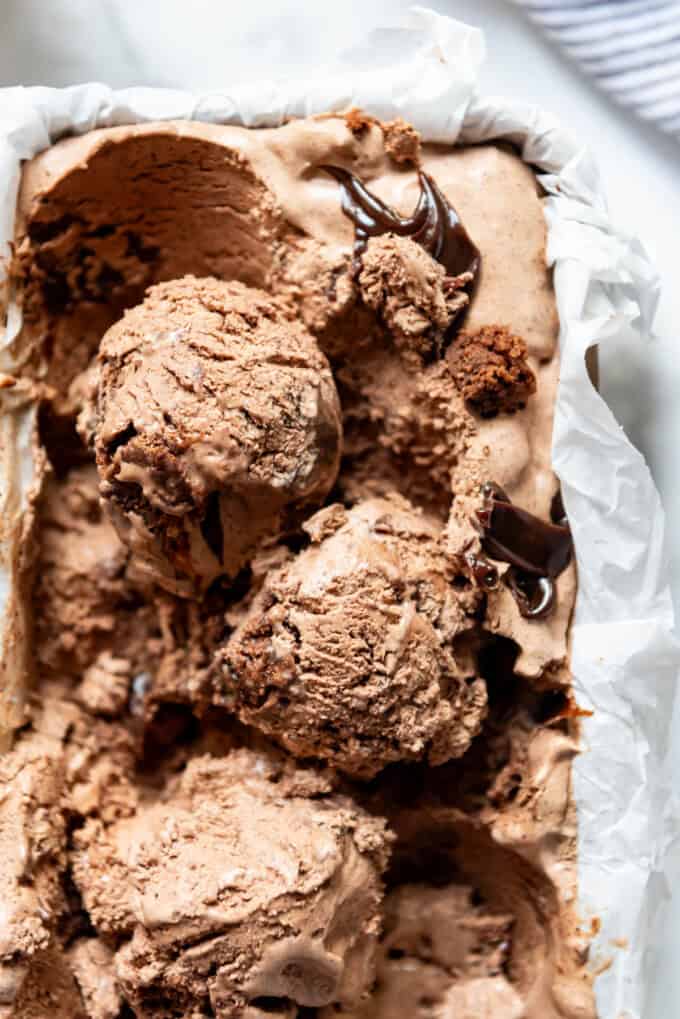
[89,276,342,597]
[357,234,471,367]
[72,749,390,1019]
[218,496,487,778]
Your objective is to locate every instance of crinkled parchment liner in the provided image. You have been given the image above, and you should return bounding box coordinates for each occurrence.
[0,9,676,1017]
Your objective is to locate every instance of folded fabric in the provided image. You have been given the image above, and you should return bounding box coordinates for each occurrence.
[515,0,680,140]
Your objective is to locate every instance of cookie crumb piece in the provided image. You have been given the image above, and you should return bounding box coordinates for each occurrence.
[447,325,536,416]
[382,117,421,165]
[344,107,374,135]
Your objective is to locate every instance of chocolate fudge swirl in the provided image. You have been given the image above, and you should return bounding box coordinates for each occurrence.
[477,483,573,619]
[465,553,500,592]
[550,488,567,527]
[322,165,481,280]
[506,571,555,619]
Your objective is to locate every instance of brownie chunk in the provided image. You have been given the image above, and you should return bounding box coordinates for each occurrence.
[448,325,536,416]
[382,117,421,165]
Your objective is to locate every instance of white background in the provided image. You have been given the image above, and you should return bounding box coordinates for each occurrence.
[1,1,678,1013]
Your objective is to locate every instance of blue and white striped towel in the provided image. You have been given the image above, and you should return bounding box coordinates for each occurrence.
[516,0,680,140]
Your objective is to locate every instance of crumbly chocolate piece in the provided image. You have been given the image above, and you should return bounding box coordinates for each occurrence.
[381,118,421,165]
[343,108,374,136]
[447,325,536,417]
[340,112,421,166]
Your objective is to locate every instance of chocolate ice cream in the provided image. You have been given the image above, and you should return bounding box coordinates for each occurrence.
[322,881,519,1019]
[219,496,487,778]
[0,685,137,1016]
[32,465,137,677]
[72,748,389,1018]
[88,276,342,596]
[357,233,472,367]
[5,947,89,1019]
[1,111,595,1019]
[0,701,69,1012]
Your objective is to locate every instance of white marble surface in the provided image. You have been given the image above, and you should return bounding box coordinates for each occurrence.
[1,1,678,1013]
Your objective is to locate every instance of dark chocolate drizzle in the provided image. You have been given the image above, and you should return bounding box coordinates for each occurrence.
[322,165,481,281]
[506,570,555,621]
[464,553,499,592]
[550,488,567,527]
[476,483,573,619]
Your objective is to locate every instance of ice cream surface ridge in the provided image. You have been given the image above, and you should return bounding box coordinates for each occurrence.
[0,111,594,1018]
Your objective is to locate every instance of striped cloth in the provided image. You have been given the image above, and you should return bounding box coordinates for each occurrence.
[515,0,680,140]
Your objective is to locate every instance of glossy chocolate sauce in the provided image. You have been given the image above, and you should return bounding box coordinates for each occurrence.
[464,553,500,592]
[506,570,555,620]
[322,165,481,281]
[476,483,572,619]
[550,489,567,527]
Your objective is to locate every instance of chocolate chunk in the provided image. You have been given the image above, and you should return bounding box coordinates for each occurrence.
[381,117,421,165]
[340,111,421,165]
[447,325,536,417]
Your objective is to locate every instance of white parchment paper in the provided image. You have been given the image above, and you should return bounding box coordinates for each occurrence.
[0,8,676,1017]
